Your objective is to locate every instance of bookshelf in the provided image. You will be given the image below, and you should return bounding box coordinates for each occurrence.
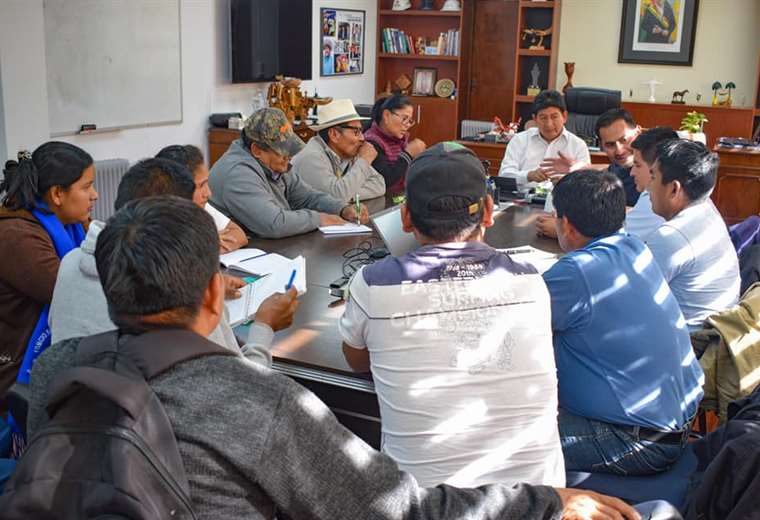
[375,0,472,146]
[754,52,760,141]
[511,0,562,129]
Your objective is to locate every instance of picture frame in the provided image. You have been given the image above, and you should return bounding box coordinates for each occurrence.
[618,0,699,66]
[320,8,365,77]
[412,68,437,96]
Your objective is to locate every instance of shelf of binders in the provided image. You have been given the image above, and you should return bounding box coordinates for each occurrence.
[379,9,462,17]
[378,53,459,61]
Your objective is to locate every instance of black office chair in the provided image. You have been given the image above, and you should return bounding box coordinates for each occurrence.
[564,87,622,147]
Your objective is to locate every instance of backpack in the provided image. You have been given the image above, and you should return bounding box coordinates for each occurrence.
[0,329,235,519]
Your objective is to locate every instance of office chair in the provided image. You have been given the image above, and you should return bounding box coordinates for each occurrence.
[564,87,622,147]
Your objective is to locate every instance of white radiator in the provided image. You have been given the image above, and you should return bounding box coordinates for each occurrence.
[460,120,493,139]
[92,158,130,222]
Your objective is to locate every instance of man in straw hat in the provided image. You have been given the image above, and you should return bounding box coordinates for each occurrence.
[291,99,385,203]
[209,107,368,239]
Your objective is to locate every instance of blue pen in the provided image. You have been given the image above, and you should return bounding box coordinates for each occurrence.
[286,269,297,290]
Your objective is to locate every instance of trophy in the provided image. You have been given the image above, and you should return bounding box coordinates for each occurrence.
[527,62,541,96]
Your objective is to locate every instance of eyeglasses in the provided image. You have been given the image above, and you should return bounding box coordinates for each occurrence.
[337,125,363,137]
[390,111,415,127]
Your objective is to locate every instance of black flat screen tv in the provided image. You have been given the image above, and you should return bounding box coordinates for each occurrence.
[230,0,313,83]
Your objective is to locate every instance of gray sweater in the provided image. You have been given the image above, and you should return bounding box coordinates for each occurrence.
[27,331,563,520]
[209,140,345,238]
[291,136,386,203]
[48,222,274,365]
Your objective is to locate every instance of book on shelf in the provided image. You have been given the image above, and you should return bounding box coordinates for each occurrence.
[381,27,459,56]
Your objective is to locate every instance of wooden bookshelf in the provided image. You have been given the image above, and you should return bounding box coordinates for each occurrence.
[376,0,472,146]
[511,0,562,129]
[753,51,760,140]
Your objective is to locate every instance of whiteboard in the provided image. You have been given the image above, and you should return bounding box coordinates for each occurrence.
[44,0,182,136]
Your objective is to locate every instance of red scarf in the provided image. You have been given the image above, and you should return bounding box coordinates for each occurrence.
[364,122,409,163]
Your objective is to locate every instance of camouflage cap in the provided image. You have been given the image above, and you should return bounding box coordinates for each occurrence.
[243,107,305,157]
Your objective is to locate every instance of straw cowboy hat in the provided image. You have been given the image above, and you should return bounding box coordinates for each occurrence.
[309,99,369,132]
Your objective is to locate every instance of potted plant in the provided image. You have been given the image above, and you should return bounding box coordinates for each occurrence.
[678,111,708,144]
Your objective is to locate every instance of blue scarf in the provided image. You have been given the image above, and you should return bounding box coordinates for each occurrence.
[16,202,86,384]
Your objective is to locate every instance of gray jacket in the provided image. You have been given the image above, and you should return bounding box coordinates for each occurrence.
[28,331,563,520]
[48,222,274,365]
[291,136,386,203]
[209,140,345,238]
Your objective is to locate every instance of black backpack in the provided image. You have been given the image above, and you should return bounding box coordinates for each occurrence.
[0,329,235,519]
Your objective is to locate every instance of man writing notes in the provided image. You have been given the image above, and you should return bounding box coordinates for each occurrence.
[209,107,368,239]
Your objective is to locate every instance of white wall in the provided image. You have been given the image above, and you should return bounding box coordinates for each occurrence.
[556,0,760,106]
[0,0,376,164]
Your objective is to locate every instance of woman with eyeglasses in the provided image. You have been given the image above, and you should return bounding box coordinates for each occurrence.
[364,94,427,195]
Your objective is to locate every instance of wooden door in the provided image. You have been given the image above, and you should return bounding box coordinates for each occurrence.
[714,170,760,225]
[411,96,458,147]
[465,0,518,122]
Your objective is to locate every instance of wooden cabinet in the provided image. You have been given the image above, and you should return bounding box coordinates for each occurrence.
[409,96,457,146]
[712,147,760,225]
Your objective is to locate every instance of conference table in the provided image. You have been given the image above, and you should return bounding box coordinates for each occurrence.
[241,196,561,448]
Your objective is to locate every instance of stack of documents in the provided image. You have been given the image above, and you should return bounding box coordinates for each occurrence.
[220,248,293,276]
[318,223,372,235]
[225,255,306,326]
[499,245,558,274]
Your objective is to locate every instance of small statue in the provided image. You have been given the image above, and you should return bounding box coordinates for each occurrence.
[641,79,662,103]
[394,73,413,95]
[527,62,541,96]
[562,62,575,93]
[392,0,411,11]
[267,75,332,124]
[381,81,393,97]
[415,36,426,55]
[711,81,735,107]
[441,0,461,11]
[671,89,688,104]
[521,27,552,50]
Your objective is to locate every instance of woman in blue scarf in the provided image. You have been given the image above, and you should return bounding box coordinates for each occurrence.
[0,142,97,411]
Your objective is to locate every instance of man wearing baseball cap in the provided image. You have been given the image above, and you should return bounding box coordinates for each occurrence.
[338,142,565,491]
[209,107,368,239]
[291,99,386,203]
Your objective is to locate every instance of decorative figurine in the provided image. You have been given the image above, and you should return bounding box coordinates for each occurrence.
[420,0,435,9]
[394,73,413,95]
[392,0,411,11]
[267,76,332,124]
[415,36,426,55]
[641,79,662,103]
[696,93,702,102]
[527,62,541,96]
[521,27,552,50]
[441,0,461,11]
[562,62,575,93]
[671,89,688,104]
[711,81,733,107]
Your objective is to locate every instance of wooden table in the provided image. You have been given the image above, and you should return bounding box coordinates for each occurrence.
[240,197,559,447]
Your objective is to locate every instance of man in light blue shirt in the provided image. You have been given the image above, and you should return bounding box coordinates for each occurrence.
[646,140,740,329]
[624,127,677,240]
[543,170,703,476]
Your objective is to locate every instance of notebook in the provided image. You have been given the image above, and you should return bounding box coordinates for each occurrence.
[319,223,373,235]
[499,245,559,274]
[225,255,307,326]
[220,248,292,276]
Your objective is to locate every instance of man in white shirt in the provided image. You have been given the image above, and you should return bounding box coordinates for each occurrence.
[340,142,565,490]
[498,89,590,191]
[624,127,677,239]
[647,139,741,329]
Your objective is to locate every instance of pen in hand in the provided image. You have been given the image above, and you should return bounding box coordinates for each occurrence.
[286,268,297,291]
[355,193,361,225]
